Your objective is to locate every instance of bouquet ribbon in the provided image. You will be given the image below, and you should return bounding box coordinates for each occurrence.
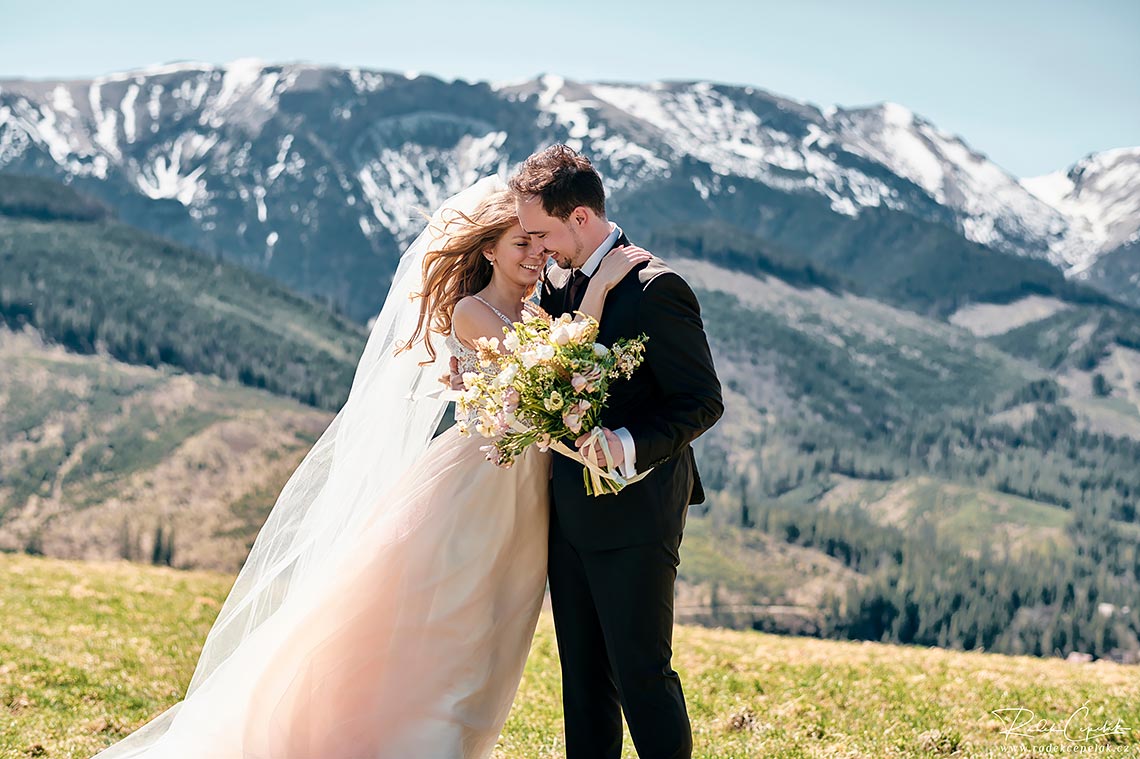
[547,427,653,496]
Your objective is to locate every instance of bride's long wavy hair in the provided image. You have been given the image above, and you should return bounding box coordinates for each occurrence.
[404,189,528,361]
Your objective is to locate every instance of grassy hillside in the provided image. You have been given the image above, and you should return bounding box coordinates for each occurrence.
[986,301,1140,376]
[0,174,367,412]
[2,553,1137,759]
[676,260,1140,662]
[816,475,1073,559]
[640,202,1114,320]
[0,324,333,572]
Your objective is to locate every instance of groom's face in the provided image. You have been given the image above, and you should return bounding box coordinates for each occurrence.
[515,195,587,270]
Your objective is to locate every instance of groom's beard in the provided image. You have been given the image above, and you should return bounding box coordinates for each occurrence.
[554,227,587,269]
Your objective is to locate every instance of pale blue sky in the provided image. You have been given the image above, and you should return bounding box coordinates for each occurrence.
[0,0,1135,177]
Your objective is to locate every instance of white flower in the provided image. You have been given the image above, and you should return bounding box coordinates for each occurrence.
[495,363,519,386]
[535,343,555,362]
[503,331,521,352]
[474,336,500,352]
[544,390,565,412]
[567,321,591,344]
[461,372,479,389]
[476,411,497,438]
[551,324,572,346]
[593,343,609,357]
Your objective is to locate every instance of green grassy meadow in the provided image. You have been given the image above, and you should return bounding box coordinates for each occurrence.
[1,552,1138,759]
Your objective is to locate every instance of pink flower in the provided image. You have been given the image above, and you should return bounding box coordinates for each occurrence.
[480,444,500,464]
[480,444,512,469]
[562,411,583,434]
[571,373,588,393]
[501,387,520,414]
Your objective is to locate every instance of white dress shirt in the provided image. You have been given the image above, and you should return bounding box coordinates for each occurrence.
[574,223,640,478]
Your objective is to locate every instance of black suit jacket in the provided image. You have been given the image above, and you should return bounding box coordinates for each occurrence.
[539,233,724,551]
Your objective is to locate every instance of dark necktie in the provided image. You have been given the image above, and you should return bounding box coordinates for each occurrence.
[567,269,590,312]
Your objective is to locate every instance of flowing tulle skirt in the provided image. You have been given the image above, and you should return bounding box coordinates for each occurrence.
[94,426,550,758]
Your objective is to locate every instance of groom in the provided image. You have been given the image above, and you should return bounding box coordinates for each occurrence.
[510,145,723,759]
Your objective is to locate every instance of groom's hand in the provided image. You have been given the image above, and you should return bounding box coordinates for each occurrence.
[575,428,625,470]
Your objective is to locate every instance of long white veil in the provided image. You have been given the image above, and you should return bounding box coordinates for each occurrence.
[93,175,508,757]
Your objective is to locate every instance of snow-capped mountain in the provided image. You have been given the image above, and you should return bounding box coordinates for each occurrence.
[513,76,1094,263]
[0,60,1134,320]
[1022,147,1140,272]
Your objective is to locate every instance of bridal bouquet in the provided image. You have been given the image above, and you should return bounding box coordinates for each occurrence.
[455,310,647,495]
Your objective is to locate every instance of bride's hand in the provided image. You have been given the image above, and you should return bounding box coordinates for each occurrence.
[593,245,652,292]
[439,356,464,390]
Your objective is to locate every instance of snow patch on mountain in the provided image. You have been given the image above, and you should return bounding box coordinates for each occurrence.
[1023,147,1140,269]
[88,82,122,161]
[98,61,215,83]
[0,88,108,177]
[538,75,592,146]
[146,83,164,128]
[22,104,73,164]
[197,60,284,134]
[135,132,218,205]
[48,85,78,117]
[121,83,140,143]
[588,83,899,216]
[847,103,947,201]
[830,103,1070,261]
[357,131,510,242]
[348,68,388,93]
[591,82,773,178]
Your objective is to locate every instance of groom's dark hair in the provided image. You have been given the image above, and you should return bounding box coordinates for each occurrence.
[508,144,606,220]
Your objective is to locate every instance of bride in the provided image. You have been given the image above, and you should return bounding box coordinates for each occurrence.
[90,176,648,758]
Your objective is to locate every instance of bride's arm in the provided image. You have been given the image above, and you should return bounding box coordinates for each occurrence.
[452,296,512,351]
[576,246,653,322]
[574,246,652,478]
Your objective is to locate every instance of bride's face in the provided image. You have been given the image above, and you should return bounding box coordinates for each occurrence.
[488,222,545,288]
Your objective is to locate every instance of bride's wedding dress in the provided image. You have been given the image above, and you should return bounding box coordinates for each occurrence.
[91,178,550,758]
[158,340,547,758]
